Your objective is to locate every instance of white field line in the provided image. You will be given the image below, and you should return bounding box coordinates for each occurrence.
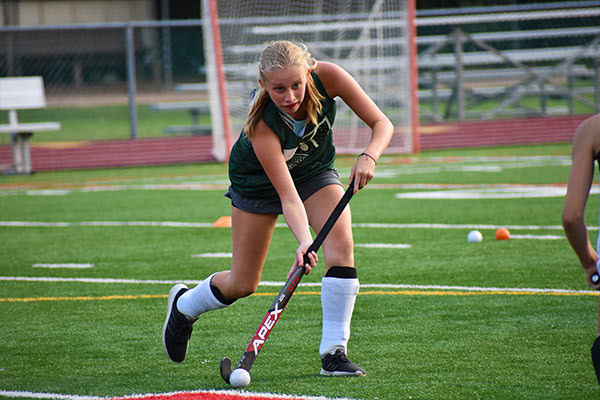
[355,243,412,248]
[510,234,564,240]
[0,221,213,228]
[352,222,575,230]
[192,252,233,258]
[370,183,563,189]
[0,182,567,195]
[0,391,103,400]
[0,182,570,196]
[33,263,94,269]
[0,276,596,295]
[0,156,572,196]
[0,183,231,196]
[394,186,600,200]
[24,189,71,196]
[1,182,575,198]
[0,389,358,400]
[0,276,204,285]
[0,221,580,231]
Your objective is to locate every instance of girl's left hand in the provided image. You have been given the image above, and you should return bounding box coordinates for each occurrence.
[350,153,377,193]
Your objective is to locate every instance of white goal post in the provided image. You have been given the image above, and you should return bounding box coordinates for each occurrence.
[202,0,418,162]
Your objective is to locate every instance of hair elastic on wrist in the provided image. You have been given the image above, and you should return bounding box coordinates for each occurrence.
[359,152,377,164]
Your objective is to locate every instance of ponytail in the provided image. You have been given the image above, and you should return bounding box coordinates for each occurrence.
[244,87,269,139]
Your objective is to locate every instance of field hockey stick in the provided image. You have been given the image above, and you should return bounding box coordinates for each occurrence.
[220,180,355,384]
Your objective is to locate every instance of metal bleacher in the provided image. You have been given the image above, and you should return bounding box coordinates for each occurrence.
[416,4,600,122]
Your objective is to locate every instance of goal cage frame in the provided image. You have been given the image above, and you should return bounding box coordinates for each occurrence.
[201,0,418,162]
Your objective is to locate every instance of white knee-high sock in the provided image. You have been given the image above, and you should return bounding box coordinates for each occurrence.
[319,275,360,356]
[176,273,228,319]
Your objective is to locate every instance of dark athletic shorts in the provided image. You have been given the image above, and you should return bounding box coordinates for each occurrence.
[225,169,342,215]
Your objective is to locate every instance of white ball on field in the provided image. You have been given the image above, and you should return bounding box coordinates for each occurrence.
[230,368,251,388]
[467,230,483,243]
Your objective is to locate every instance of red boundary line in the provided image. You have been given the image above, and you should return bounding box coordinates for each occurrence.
[418,114,589,150]
[0,115,590,172]
[0,389,355,400]
[108,389,348,400]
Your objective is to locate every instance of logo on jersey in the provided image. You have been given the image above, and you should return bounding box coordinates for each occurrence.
[285,116,332,170]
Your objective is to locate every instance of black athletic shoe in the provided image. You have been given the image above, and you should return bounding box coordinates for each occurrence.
[320,348,366,376]
[162,284,195,363]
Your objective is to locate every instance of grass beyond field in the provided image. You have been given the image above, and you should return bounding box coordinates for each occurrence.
[0,143,598,400]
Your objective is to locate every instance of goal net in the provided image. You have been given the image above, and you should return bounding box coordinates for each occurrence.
[203,0,417,161]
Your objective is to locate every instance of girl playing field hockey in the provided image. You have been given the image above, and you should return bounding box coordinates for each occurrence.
[562,112,600,384]
[162,40,393,376]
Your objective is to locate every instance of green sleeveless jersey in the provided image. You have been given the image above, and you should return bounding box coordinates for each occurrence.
[228,71,337,199]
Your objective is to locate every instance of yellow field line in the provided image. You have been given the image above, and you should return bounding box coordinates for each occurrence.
[1,289,598,303]
[0,294,166,302]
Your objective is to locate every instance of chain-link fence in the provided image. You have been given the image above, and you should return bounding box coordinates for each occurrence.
[0,20,209,143]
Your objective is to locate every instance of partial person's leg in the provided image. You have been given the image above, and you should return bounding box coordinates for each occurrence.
[211,206,278,300]
[304,184,354,271]
[592,298,600,384]
[304,184,364,376]
[163,207,277,363]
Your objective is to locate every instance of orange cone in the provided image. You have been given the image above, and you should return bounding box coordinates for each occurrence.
[213,216,232,228]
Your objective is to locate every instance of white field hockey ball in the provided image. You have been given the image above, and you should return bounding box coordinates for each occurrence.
[230,368,251,388]
[467,230,483,243]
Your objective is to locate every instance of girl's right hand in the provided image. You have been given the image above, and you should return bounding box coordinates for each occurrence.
[288,243,318,278]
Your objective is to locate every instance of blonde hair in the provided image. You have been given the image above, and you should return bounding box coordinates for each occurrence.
[244,40,324,140]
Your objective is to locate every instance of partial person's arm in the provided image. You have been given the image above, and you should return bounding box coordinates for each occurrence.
[563,114,600,289]
[315,61,394,193]
[252,120,317,273]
